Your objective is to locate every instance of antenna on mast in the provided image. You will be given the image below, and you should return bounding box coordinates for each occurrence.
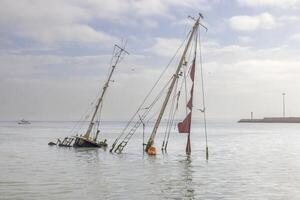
[114,44,130,57]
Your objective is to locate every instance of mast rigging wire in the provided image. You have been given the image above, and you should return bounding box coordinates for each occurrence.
[198,27,209,160]
[110,31,192,151]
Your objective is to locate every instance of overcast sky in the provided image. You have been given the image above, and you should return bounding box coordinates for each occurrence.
[1,0,300,121]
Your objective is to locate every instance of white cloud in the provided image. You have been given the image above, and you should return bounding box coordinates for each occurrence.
[238,36,253,44]
[3,0,300,120]
[229,13,277,31]
[278,15,300,23]
[146,38,183,57]
[0,52,173,120]
[290,33,300,41]
[142,19,159,29]
[146,38,300,103]
[0,0,216,46]
[22,24,117,45]
[80,0,216,20]
[0,0,118,45]
[200,41,300,118]
[237,0,300,9]
[172,19,195,27]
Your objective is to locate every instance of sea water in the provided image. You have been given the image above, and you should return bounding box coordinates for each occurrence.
[0,121,300,200]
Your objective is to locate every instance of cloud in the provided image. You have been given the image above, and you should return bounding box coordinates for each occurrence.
[278,15,300,23]
[172,19,195,27]
[237,0,300,9]
[22,24,117,45]
[229,13,277,31]
[229,13,300,32]
[0,0,118,46]
[0,52,174,121]
[238,36,253,44]
[0,0,216,46]
[290,33,300,41]
[146,37,183,57]
[200,40,300,118]
[82,0,170,18]
[3,0,300,120]
[0,53,118,80]
[82,0,216,19]
[144,42,300,119]
[142,19,159,29]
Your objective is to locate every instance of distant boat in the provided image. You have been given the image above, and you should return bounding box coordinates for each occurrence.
[18,119,31,125]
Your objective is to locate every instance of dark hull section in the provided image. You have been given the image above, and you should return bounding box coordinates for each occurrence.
[73,137,107,148]
[18,122,31,125]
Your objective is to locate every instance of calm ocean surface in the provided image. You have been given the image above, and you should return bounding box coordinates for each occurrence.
[0,121,300,200]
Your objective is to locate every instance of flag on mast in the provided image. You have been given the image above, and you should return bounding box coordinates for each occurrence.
[177,57,196,134]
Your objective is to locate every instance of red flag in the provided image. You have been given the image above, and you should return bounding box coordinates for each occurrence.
[178,112,192,133]
[187,85,194,110]
[178,58,196,134]
[184,56,196,154]
[187,59,195,110]
[187,97,192,110]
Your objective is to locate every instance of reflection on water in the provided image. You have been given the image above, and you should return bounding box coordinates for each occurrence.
[174,155,196,200]
[1,121,300,199]
[182,156,195,199]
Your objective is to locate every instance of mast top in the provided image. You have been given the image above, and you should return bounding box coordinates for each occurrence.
[82,43,129,140]
[188,13,208,32]
[115,44,130,55]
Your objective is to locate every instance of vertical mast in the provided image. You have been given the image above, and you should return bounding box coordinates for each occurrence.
[145,17,200,152]
[83,45,129,139]
[185,29,198,155]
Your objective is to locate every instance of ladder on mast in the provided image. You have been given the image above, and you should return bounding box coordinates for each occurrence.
[114,115,145,153]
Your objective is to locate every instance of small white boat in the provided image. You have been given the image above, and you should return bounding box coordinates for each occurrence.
[18,119,31,125]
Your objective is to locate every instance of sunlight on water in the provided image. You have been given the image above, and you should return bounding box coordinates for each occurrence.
[0,121,300,199]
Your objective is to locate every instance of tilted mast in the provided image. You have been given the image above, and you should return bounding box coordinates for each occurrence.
[83,45,129,140]
[144,17,201,152]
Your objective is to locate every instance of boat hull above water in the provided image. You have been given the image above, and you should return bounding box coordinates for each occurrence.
[18,120,31,125]
[73,136,107,148]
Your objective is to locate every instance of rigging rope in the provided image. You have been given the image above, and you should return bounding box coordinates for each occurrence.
[143,77,174,124]
[131,76,173,128]
[68,94,99,136]
[68,46,118,137]
[183,35,195,116]
[198,28,209,160]
[110,31,192,151]
[163,51,195,151]
[161,77,178,151]
[110,75,174,152]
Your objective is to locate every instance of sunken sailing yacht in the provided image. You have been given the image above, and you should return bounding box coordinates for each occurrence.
[110,14,209,156]
[49,45,129,148]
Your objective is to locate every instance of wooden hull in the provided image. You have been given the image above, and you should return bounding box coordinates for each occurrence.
[73,136,107,148]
